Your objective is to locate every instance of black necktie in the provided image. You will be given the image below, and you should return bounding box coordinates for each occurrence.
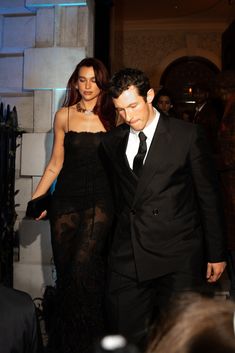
[133,131,147,177]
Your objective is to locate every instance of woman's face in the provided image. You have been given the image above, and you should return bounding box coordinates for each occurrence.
[157,95,172,113]
[77,66,101,102]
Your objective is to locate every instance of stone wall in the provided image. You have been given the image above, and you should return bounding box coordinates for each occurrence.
[110,19,229,90]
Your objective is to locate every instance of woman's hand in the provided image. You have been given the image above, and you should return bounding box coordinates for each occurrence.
[35,210,47,221]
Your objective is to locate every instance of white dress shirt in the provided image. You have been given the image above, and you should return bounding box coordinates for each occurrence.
[126,108,160,169]
[194,102,206,116]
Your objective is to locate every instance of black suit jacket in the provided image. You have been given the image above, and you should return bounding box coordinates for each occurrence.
[102,115,226,282]
[192,102,220,153]
[0,285,42,353]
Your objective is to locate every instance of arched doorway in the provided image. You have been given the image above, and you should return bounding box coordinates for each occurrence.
[160,56,220,119]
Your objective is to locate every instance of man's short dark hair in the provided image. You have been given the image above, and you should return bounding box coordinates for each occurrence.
[109,68,151,99]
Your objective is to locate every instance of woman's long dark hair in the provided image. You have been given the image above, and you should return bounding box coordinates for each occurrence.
[62,57,116,131]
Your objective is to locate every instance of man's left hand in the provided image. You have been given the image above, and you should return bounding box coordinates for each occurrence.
[206,261,226,283]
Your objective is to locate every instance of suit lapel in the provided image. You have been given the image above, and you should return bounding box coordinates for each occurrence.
[133,114,170,204]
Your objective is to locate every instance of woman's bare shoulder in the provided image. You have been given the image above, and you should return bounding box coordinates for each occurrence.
[53,107,70,129]
[56,106,69,116]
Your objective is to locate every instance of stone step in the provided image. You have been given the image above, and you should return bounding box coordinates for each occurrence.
[18,218,52,265]
[14,262,55,300]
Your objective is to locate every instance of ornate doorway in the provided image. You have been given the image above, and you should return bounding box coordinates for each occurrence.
[160,56,220,118]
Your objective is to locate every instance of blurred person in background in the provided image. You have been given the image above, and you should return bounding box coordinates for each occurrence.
[191,83,221,154]
[147,293,235,353]
[152,88,178,118]
[0,283,42,353]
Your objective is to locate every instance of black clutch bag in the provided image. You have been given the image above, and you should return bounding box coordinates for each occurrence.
[26,193,51,219]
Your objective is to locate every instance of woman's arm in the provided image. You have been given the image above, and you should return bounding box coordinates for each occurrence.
[32,108,67,199]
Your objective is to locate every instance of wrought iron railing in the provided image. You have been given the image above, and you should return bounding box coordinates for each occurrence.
[0,102,22,286]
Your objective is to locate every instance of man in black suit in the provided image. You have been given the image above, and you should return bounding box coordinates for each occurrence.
[102,68,226,347]
[192,83,221,153]
[0,284,42,353]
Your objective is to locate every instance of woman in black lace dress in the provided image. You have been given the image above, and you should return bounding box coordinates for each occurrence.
[31,58,116,353]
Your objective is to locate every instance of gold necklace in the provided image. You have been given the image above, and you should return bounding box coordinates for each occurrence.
[76,101,94,115]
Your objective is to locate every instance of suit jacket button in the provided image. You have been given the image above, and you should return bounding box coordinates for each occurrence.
[152,209,159,216]
[130,209,136,215]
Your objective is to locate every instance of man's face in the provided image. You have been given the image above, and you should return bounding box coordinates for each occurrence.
[193,88,208,105]
[113,85,154,131]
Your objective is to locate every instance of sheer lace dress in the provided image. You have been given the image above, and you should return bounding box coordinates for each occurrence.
[47,131,113,353]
